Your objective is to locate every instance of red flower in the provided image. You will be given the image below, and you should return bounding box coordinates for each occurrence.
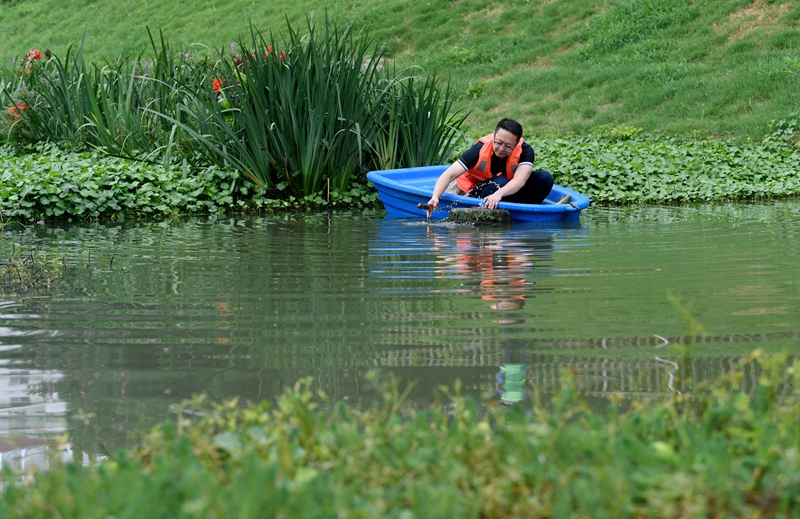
[280,52,286,61]
[8,102,29,119]
[268,45,273,53]
[212,78,223,94]
[27,49,42,60]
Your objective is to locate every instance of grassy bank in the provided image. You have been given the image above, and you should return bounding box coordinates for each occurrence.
[2,1,800,221]
[1,351,799,517]
[1,0,799,139]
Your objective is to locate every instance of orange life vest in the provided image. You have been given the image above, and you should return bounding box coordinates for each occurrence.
[456,133,525,194]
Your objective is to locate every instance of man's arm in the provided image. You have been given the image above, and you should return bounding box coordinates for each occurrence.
[425,161,467,217]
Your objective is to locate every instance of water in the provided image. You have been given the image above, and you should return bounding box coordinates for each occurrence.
[1,202,799,460]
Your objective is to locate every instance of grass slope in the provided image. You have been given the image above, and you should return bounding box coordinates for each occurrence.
[1,0,799,140]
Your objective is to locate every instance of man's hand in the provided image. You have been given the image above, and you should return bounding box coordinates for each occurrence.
[425,198,439,218]
[483,192,502,209]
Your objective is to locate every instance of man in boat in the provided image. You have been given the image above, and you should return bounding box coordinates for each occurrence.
[425,118,553,217]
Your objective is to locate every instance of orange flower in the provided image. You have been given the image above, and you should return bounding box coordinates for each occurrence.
[280,51,286,61]
[26,49,42,60]
[212,78,223,94]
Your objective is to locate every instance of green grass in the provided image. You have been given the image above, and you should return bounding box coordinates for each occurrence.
[2,0,800,140]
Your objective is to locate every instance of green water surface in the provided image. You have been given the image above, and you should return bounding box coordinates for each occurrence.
[1,202,799,457]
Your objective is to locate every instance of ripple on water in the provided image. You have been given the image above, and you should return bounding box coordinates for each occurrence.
[0,205,799,451]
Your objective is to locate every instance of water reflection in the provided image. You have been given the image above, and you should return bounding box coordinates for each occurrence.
[0,331,83,471]
[371,217,571,405]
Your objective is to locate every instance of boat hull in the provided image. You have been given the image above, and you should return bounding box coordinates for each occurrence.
[367,165,590,222]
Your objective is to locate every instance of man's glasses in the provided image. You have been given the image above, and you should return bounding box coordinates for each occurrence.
[493,138,516,151]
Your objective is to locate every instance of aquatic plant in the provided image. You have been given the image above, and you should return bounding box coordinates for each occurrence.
[0,144,378,221]
[0,239,60,293]
[6,30,207,158]
[539,129,800,203]
[149,17,467,197]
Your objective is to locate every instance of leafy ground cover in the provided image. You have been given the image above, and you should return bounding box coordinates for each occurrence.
[1,350,799,517]
[3,126,799,222]
[0,144,378,221]
[1,0,799,139]
[540,123,800,203]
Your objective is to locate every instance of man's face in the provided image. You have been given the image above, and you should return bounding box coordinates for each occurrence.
[493,129,518,158]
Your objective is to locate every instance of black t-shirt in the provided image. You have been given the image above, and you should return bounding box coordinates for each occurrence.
[457,141,535,176]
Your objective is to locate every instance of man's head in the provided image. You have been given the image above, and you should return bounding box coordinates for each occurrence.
[493,119,523,157]
[495,118,523,141]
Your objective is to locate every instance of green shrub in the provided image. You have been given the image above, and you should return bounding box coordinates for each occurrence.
[2,351,800,517]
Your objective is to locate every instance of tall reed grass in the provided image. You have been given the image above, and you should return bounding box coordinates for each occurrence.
[2,18,468,198]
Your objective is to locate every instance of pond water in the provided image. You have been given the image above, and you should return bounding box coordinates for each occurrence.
[1,202,799,460]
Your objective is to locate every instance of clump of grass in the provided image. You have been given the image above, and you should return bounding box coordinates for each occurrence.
[2,352,800,517]
[579,0,693,57]
[2,17,468,201]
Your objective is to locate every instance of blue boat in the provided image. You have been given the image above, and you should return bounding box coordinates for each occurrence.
[367,165,590,222]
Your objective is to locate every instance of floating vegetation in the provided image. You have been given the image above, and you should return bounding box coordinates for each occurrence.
[0,241,60,293]
[447,207,513,224]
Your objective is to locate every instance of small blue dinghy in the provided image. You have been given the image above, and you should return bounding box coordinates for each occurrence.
[367,165,590,223]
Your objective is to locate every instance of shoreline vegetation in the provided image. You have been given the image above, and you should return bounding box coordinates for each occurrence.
[1,6,800,221]
[3,126,800,221]
[1,350,799,517]
[2,18,468,222]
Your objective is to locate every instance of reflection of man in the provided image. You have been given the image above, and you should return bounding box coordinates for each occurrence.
[426,118,553,216]
[496,341,531,405]
[426,228,542,405]
[439,232,532,321]
[475,246,529,317]
[497,362,529,404]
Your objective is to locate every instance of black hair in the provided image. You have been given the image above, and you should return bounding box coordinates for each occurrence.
[495,118,523,141]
